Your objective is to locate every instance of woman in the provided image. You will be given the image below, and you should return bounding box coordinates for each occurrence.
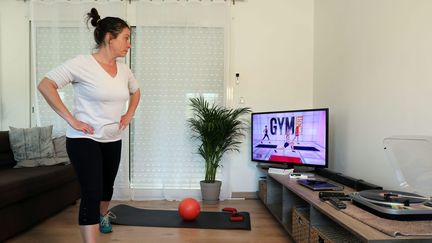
[38,8,140,243]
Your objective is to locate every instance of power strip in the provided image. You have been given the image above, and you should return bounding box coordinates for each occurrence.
[268,168,294,175]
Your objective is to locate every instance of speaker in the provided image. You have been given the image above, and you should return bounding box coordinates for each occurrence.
[315,168,353,186]
[315,168,382,191]
[356,179,383,191]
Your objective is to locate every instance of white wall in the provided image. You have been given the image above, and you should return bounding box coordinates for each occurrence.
[314,0,432,190]
[0,0,314,193]
[0,0,30,130]
[229,0,314,192]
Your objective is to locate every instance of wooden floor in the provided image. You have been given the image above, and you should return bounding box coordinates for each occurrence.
[6,199,292,243]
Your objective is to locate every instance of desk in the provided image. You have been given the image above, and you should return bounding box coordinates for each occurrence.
[261,173,432,242]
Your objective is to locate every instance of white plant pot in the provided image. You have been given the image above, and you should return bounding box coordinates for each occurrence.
[200,180,222,204]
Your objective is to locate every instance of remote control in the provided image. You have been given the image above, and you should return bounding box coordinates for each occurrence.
[328,197,346,209]
[319,191,345,198]
[319,192,351,201]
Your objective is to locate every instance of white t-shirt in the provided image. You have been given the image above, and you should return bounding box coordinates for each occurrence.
[45,55,139,142]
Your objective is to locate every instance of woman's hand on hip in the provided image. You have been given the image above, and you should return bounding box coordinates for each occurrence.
[119,113,133,130]
[69,119,94,134]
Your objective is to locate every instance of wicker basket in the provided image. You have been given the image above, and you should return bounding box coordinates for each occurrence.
[292,207,310,243]
[258,179,267,204]
[310,225,362,243]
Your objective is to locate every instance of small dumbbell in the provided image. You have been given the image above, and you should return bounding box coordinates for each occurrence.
[222,207,244,222]
[222,207,237,214]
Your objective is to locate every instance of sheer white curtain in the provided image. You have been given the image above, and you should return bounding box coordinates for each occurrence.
[30,0,131,197]
[130,0,230,200]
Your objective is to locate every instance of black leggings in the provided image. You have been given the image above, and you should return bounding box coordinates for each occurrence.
[66,138,122,225]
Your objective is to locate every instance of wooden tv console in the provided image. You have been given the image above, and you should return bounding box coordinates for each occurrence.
[260,172,432,242]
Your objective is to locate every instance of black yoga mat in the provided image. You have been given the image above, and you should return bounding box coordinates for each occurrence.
[293,146,320,151]
[255,144,277,148]
[109,204,251,230]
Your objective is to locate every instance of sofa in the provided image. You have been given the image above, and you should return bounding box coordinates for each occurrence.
[0,130,80,241]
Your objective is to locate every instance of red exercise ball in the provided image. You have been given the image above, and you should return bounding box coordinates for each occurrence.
[178,198,201,221]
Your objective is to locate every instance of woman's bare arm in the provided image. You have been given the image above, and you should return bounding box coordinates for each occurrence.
[38,78,94,134]
[119,88,141,130]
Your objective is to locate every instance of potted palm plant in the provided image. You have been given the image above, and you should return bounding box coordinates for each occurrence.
[188,96,251,203]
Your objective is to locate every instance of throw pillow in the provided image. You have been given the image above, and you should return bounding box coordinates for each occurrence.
[52,135,70,165]
[52,135,68,158]
[12,134,71,168]
[13,157,70,168]
[9,125,55,161]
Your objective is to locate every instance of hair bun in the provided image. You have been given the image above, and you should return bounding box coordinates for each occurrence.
[87,8,101,27]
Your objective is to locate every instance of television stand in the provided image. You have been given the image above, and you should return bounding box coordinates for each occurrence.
[258,171,432,242]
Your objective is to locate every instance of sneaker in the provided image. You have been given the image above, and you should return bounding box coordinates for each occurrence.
[99,211,116,233]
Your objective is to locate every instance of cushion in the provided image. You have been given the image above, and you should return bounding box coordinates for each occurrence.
[13,135,70,168]
[14,157,70,168]
[53,135,68,158]
[9,125,55,161]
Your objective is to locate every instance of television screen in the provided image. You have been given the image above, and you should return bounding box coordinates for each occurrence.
[251,108,328,168]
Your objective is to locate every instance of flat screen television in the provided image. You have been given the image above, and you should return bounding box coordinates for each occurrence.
[251,108,329,168]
